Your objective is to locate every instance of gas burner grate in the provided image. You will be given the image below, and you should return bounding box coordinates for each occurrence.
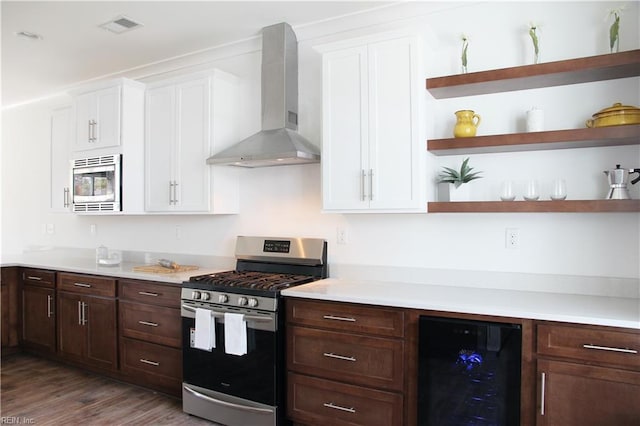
[189,271,313,292]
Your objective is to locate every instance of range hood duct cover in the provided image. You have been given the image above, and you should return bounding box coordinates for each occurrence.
[207,22,319,168]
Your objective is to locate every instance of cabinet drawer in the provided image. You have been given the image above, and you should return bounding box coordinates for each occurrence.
[119,301,181,348]
[287,372,403,426]
[119,279,180,308]
[537,323,640,369]
[120,337,182,394]
[287,326,403,391]
[22,268,56,288]
[287,299,404,338]
[57,273,116,297]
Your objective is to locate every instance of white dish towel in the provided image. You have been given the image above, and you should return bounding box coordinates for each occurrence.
[194,308,215,351]
[224,312,247,356]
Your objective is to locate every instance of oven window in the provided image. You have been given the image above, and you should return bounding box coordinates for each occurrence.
[182,317,279,406]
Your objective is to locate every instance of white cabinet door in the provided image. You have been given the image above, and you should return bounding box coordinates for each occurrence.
[174,77,210,212]
[322,36,422,212]
[322,46,369,211]
[145,85,175,212]
[74,86,121,151]
[368,37,420,210]
[145,77,211,213]
[50,107,72,212]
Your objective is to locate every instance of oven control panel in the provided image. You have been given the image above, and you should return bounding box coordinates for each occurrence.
[181,288,277,312]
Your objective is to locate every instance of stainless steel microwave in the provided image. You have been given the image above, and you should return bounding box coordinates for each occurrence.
[71,155,121,212]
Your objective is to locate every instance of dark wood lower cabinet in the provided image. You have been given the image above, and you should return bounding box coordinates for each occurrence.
[120,337,182,395]
[57,291,117,371]
[1,267,20,352]
[537,359,640,425]
[287,372,403,426]
[22,285,56,353]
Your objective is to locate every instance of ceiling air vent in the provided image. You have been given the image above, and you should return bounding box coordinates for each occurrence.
[99,15,143,34]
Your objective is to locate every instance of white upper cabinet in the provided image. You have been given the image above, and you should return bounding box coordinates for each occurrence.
[145,70,239,214]
[72,79,144,153]
[50,107,72,212]
[321,35,423,212]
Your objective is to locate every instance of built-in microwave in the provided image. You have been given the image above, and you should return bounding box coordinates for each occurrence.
[71,154,121,212]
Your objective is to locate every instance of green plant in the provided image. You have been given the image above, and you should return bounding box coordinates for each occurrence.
[437,158,483,188]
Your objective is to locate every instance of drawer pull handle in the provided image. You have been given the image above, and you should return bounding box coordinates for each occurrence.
[139,358,159,366]
[138,320,159,327]
[323,402,356,414]
[540,372,546,416]
[74,282,92,288]
[323,352,356,362]
[26,276,42,281]
[323,315,356,322]
[582,344,638,354]
[138,291,159,297]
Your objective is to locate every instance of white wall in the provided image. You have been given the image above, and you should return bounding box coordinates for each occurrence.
[2,1,639,280]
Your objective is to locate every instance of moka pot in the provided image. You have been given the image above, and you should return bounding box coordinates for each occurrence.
[603,164,640,199]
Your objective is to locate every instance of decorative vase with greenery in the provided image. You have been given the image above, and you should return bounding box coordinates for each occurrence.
[607,5,624,53]
[528,22,540,64]
[460,34,469,73]
[437,158,483,201]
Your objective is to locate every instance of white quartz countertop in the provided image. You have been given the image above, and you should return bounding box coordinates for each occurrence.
[282,278,640,330]
[1,251,227,284]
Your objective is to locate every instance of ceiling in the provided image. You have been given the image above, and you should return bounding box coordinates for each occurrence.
[1,1,393,108]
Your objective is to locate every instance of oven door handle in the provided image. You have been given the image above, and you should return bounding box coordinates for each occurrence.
[181,304,273,323]
[183,385,273,415]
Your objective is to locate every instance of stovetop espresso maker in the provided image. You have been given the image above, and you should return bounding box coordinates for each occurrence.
[603,164,640,199]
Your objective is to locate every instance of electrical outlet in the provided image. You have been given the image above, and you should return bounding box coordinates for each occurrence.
[90,224,97,235]
[175,225,182,240]
[337,227,348,245]
[46,223,55,234]
[505,228,520,249]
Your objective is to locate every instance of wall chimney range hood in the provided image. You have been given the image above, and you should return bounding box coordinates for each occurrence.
[207,22,320,168]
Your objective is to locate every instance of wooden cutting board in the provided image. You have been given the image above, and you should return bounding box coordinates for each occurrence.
[132,264,199,274]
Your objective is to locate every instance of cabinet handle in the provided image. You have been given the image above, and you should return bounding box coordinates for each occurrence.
[138,320,159,327]
[360,170,366,201]
[47,295,53,318]
[138,291,159,297]
[323,402,356,414]
[582,344,638,354]
[173,181,179,204]
[88,120,93,142]
[73,282,92,288]
[369,168,374,201]
[540,372,546,416]
[82,302,87,325]
[78,301,83,325]
[92,120,97,142]
[323,352,356,362]
[169,182,174,205]
[323,314,356,322]
[26,276,42,281]
[139,358,160,366]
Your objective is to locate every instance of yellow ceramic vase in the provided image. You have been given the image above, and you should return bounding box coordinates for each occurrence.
[453,110,481,137]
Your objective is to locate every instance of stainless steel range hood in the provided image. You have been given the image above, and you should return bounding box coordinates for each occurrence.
[207,22,320,168]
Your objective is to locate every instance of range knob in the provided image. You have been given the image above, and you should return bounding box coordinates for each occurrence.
[218,294,229,303]
[248,298,259,308]
[200,292,211,301]
[237,296,248,306]
[191,290,201,300]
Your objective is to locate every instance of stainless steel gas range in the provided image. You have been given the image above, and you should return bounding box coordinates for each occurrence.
[181,236,327,426]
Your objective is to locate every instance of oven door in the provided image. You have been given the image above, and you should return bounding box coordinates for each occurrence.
[181,302,280,406]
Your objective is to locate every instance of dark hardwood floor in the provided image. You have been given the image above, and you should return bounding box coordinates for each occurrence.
[1,353,213,425]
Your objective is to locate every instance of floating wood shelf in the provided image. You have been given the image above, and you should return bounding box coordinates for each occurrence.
[427,125,640,155]
[426,49,640,99]
[427,200,640,213]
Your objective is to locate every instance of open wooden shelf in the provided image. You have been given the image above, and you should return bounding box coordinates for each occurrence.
[428,200,640,213]
[426,49,640,99]
[427,125,640,155]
